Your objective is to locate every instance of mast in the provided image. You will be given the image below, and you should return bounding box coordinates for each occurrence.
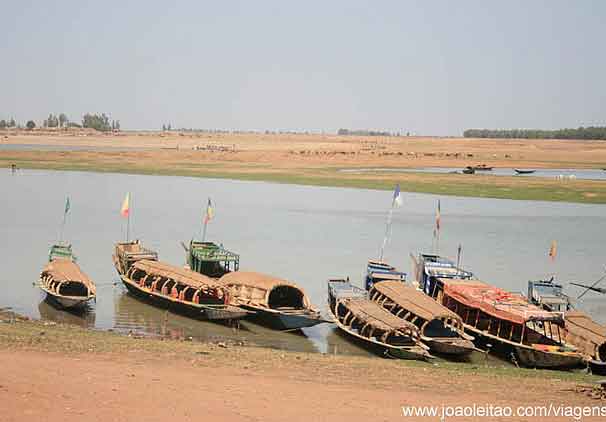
[379,185,401,262]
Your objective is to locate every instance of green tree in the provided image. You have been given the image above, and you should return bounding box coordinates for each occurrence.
[82,113,112,131]
[9,118,16,128]
[59,113,68,128]
[45,114,59,128]
[0,120,6,129]
[26,120,36,130]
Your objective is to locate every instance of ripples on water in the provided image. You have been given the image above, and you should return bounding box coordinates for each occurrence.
[1,169,605,358]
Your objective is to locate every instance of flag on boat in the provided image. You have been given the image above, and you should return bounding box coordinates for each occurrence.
[120,193,130,217]
[548,240,557,261]
[435,200,441,231]
[392,184,403,208]
[203,198,214,224]
[64,197,70,216]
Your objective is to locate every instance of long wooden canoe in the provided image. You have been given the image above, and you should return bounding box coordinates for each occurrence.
[368,281,475,356]
[113,240,249,321]
[39,244,96,309]
[328,279,431,360]
[219,271,328,330]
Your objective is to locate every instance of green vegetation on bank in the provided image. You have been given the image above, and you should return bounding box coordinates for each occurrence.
[2,155,606,204]
[464,127,606,140]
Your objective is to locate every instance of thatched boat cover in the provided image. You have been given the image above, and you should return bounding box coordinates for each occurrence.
[132,260,220,289]
[372,281,460,322]
[219,271,311,308]
[440,278,562,325]
[220,271,297,289]
[563,311,606,359]
[341,298,417,333]
[43,259,96,294]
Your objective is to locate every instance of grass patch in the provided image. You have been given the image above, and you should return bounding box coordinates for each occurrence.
[3,153,606,203]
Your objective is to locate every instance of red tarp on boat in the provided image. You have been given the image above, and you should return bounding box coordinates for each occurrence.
[440,278,563,325]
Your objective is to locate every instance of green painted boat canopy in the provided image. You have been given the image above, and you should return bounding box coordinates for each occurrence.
[48,243,75,262]
[190,241,239,262]
[188,241,239,277]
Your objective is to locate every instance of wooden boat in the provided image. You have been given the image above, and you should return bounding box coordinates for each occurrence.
[413,253,473,295]
[368,280,475,356]
[328,279,431,360]
[471,164,493,171]
[219,271,328,330]
[461,167,475,174]
[514,169,536,174]
[364,260,406,290]
[113,240,249,321]
[561,311,606,375]
[527,279,572,312]
[424,277,583,368]
[39,243,96,309]
[186,240,240,278]
[526,277,606,372]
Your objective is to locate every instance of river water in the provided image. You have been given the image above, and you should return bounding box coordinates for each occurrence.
[339,167,606,180]
[1,169,605,357]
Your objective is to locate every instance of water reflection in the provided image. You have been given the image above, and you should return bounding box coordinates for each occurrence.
[38,297,96,328]
[114,288,320,353]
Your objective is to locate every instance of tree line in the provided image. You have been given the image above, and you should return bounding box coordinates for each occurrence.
[0,113,120,131]
[338,128,407,137]
[463,127,606,140]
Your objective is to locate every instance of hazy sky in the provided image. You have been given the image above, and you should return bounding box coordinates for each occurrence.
[2,1,605,135]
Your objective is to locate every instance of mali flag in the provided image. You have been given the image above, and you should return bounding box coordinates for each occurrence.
[121,193,130,217]
[548,240,557,261]
[204,198,214,224]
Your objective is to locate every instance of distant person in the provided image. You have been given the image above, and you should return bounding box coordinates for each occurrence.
[10,163,17,173]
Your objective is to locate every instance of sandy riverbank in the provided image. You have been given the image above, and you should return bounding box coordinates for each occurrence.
[0,310,604,421]
[2,131,606,203]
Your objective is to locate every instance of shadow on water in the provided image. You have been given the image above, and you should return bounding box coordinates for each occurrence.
[38,298,96,328]
[112,290,322,353]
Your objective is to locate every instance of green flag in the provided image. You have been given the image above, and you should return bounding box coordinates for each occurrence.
[64,197,70,216]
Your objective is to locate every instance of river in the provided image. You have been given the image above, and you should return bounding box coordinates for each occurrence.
[1,168,604,356]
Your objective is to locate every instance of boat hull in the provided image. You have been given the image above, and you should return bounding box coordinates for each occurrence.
[44,292,93,310]
[246,308,329,330]
[334,323,431,361]
[122,277,249,321]
[589,360,606,375]
[467,326,582,369]
[423,337,476,356]
[514,346,583,369]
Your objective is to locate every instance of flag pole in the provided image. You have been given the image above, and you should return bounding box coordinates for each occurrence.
[436,229,440,255]
[126,193,131,242]
[456,244,462,268]
[59,197,69,243]
[379,185,401,262]
[202,218,208,242]
[59,210,67,243]
[379,207,393,262]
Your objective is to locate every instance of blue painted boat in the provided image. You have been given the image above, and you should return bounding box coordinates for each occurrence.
[364,260,406,291]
